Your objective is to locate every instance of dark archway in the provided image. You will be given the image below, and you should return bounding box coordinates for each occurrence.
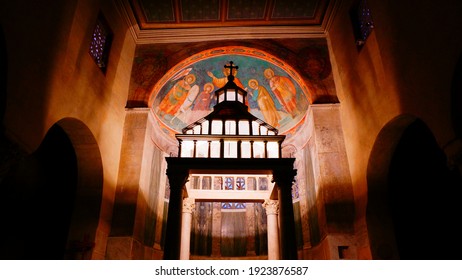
[451,53,462,139]
[388,119,462,259]
[448,53,462,176]
[27,124,78,259]
[0,24,6,126]
[367,116,462,259]
[57,118,104,260]
[0,119,103,259]
[0,124,78,259]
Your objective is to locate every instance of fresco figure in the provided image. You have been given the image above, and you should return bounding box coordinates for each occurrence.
[248,79,281,128]
[174,83,200,124]
[264,68,299,118]
[185,83,215,123]
[158,73,196,117]
[192,83,215,111]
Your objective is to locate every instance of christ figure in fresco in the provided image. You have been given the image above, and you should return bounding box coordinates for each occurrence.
[263,68,299,118]
[207,65,245,89]
[157,73,196,117]
[247,79,281,128]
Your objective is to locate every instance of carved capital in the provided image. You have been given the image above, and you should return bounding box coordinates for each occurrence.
[263,199,279,215]
[166,168,189,190]
[182,198,195,213]
[272,168,297,188]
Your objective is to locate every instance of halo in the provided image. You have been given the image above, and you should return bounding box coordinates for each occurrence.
[248,79,259,89]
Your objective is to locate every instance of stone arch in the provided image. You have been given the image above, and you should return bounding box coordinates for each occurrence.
[367,115,462,259]
[55,118,103,259]
[366,115,416,259]
[0,118,103,259]
[0,121,77,258]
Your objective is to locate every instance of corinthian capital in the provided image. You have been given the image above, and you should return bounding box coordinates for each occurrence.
[263,199,279,215]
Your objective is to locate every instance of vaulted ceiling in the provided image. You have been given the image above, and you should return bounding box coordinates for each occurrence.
[129,0,332,30]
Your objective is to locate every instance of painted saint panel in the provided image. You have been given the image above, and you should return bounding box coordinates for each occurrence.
[151,49,309,137]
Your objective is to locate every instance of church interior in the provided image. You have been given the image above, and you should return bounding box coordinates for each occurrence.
[1,0,462,260]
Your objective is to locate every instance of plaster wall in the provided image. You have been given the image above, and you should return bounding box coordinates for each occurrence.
[1,0,137,258]
[327,0,462,258]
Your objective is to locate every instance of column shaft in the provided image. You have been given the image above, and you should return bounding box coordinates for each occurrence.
[263,199,280,260]
[180,198,195,260]
[273,168,298,259]
[163,168,189,260]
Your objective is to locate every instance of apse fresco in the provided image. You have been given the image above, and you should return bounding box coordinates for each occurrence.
[150,48,310,136]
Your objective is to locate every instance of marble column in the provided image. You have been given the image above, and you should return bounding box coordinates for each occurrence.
[163,168,189,260]
[263,199,280,260]
[180,198,195,260]
[273,168,298,259]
